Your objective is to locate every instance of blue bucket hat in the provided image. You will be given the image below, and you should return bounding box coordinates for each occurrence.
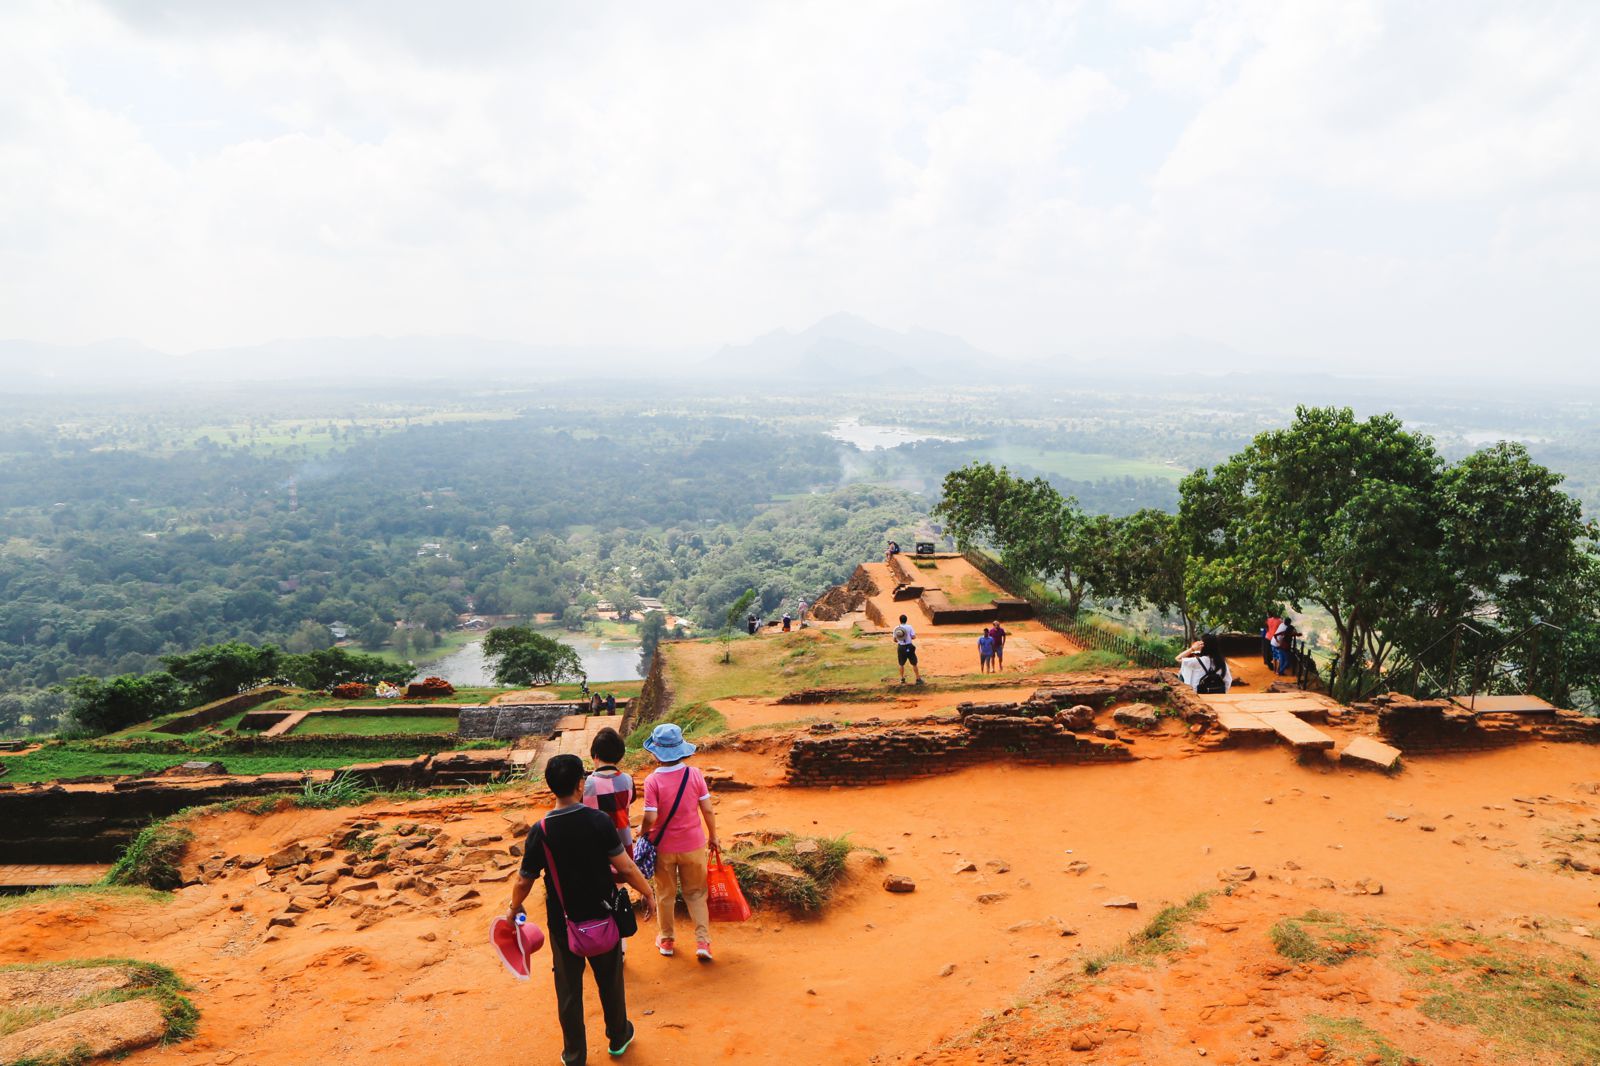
[643,722,697,762]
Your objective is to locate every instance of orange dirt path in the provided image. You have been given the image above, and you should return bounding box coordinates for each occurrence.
[7,737,1600,1065]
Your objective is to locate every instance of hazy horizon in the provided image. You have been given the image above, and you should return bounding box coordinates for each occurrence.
[3,2,1598,381]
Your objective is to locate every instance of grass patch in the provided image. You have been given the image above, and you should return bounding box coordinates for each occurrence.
[1084,891,1213,975]
[291,714,460,736]
[297,773,375,809]
[726,833,872,912]
[1302,1015,1408,1066]
[0,885,168,915]
[103,821,194,890]
[1407,932,1600,1065]
[945,573,1000,607]
[1039,649,1134,673]
[625,701,726,751]
[0,957,197,1058]
[1270,910,1378,966]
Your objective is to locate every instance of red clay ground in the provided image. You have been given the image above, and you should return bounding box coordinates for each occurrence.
[6,727,1600,1066]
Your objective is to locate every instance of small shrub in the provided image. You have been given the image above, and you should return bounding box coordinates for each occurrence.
[297,773,374,809]
[727,833,865,913]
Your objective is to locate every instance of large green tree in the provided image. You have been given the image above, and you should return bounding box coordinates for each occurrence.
[1179,408,1596,699]
[481,627,586,686]
[161,641,281,703]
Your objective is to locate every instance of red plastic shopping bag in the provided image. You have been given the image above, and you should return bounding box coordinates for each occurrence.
[706,853,752,922]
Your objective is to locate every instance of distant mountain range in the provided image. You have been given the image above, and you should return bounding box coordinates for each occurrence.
[706,312,997,384]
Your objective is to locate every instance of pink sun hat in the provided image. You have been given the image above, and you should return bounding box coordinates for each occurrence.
[490,914,546,979]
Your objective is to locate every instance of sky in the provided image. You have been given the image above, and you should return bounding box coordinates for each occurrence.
[1,0,1597,376]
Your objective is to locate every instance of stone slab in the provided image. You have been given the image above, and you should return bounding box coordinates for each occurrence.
[1340,735,1402,771]
[1449,694,1560,715]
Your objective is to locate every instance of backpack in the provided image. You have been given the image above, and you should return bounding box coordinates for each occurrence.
[1195,657,1227,695]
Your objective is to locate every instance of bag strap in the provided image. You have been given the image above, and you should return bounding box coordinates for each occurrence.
[538,819,574,922]
[649,770,693,848]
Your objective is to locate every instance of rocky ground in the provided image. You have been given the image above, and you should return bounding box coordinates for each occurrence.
[5,709,1600,1065]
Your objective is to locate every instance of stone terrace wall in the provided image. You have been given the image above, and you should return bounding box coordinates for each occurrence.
[153,688,293,734]
[0,751,515,863]
[457,703,574,740]
[809,565,880,621]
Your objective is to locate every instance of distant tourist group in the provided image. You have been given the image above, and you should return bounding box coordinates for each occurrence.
[508,720,721,1064]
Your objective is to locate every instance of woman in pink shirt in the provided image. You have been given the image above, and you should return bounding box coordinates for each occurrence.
[638,722,722,962]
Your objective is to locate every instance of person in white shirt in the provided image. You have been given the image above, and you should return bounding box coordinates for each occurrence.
[1176,634,1232,694]
[891,613,922,685]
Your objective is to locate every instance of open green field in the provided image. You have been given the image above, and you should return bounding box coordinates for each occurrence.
[291,714,460,736]
[979,445,1186,483]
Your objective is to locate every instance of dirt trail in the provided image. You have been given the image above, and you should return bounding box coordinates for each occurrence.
[6,734,1600,1065]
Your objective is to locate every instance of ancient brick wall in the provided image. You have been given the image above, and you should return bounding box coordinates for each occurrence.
[785,718,1133,787]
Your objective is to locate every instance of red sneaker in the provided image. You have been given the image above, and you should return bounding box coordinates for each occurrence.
[695,940,713,962]
[656,937,675,957]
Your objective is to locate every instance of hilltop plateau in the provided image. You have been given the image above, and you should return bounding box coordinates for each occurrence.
[4,553,1599,1065]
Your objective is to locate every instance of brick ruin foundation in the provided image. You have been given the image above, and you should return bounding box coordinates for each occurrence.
[785,675,1170,786]
[1355,692,1600,753]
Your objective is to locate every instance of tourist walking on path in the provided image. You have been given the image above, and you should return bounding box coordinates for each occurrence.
[892,614,923,685]
[605,692,617,714]
[638,723,722,962]
[509,753,656,1066]
[977,631,994,673]
[1177,634,1233,694]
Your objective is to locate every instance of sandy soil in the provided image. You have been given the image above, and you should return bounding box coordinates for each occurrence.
[7,727,1600,1066]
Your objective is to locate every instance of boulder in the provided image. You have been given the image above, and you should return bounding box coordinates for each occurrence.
[882,875,916,894]
[0,997,167,1064]
[265,844,308,871]
[1112,703,1161,729]
[1218,865,1256,883]
[1055,704,1096,731]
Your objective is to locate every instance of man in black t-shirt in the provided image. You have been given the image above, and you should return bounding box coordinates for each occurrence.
[510,754,657,1065]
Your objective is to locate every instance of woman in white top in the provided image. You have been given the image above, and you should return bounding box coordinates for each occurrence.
[1176,633,1233,694]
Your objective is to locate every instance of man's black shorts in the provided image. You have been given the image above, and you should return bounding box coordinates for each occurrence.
[897,643,917,666]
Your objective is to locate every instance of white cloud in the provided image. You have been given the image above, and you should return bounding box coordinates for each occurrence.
[0,0,1596,377]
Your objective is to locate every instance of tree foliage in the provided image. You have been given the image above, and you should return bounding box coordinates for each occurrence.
[1180,408,1597,699]
[481,626,586,686]
[65,671,191,736]
[161,641,282,703]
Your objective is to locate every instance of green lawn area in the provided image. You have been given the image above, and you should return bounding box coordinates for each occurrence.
[944,572,1000,607]
[350,626,481,666]
[547,680,645,700]
[979,445,1186,483]
[292,714,460,736]
[256,686,505,712]
[0,746,468,784]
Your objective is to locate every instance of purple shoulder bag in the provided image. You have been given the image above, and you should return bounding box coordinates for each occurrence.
[540,819,620,957]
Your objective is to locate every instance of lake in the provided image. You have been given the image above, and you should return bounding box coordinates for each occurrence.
[429,632,644,687]
[829,417,965,450]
